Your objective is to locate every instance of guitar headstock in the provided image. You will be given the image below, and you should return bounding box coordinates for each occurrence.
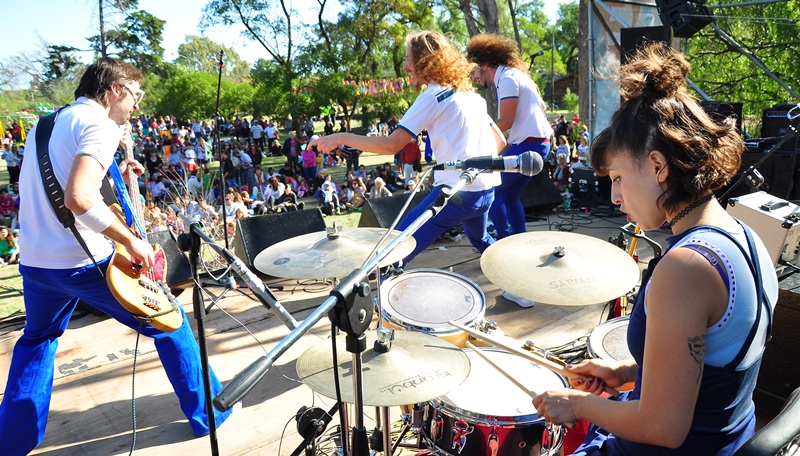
[119,122,134,160]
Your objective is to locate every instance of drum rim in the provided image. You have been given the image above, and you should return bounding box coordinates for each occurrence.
[380,268,486,334]
[588,315,631,360]
[430,347,568,424]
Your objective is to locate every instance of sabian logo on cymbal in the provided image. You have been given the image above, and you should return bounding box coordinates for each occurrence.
[379,370,452,395]
[549,277,597,289]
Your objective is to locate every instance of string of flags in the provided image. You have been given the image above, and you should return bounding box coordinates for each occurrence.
[342,78,414,96]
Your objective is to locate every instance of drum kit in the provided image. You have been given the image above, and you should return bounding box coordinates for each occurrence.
[245,226,641,455]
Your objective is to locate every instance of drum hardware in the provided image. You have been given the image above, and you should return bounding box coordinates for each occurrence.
[522,341,567,367]
[293,404,338,456]
[449,320,620,398]
[480,231,640,306]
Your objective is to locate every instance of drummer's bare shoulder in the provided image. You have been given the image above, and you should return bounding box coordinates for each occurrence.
[310,129,413,155]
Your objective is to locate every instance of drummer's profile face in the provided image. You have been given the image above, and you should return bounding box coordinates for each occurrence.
[607,150,667,231]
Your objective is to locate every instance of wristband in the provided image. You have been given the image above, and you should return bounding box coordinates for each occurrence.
[75,201,116,233]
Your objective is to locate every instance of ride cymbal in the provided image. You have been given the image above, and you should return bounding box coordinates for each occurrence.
[481,231,639,306]
[253,227,415,279]
[297,331,470,406]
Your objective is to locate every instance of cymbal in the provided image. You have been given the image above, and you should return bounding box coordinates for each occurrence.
[297,331,470,406]
[253,227,416,279]
[481,231,640,306]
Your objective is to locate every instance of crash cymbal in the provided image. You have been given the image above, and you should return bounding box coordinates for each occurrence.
[481,231,640,306]
[253,226,416,279]
[297,331,470,406]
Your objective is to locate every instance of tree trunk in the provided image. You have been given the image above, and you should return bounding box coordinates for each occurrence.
[476,0,499,34]
[506,0,523,53]
[457,0,481,37]
[99,0,107,57]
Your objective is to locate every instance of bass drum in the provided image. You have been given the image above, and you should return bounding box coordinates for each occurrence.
[422,347,567,455]
[379,268,485,347]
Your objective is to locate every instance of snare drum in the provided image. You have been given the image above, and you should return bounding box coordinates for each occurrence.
[379,269,485,347]
[422,347,567,455]
[588,316,632,362]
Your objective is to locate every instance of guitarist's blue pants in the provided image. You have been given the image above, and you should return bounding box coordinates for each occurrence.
[0,255,233,455]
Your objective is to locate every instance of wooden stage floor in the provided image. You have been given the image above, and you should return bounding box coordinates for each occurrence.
[1,212,677,455]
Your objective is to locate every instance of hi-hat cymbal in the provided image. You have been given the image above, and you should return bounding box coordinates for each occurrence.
[481,231,640,306]
[297,331,470,406]
[253,227,416,279]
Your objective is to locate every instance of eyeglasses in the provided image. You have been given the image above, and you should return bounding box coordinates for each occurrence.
[122,84,145,106]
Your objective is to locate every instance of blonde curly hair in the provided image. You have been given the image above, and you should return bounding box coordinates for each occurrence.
[406,31,473,93]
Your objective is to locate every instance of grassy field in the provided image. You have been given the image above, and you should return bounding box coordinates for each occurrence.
[0,126,426,317]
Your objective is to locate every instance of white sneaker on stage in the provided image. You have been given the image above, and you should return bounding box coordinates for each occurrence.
[502,291,535,308]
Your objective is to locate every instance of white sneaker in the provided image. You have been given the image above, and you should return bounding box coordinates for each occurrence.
[503,291,535,308]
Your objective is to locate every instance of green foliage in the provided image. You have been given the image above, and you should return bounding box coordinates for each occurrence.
[555,1,579,75]
[156,72,254,120]
[89,7,168,76]
[562,87,579,113]
[685,0,800,134]
[175,35,252,83]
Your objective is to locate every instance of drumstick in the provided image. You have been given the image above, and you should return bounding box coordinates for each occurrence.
[466,342,575,430]
[450,320,620,398]
[466,341,537,398]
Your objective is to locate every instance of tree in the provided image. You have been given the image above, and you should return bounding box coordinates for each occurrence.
[156,71,253,120]
[175,35,252,83]
[685,0,800,134]
[88,2,168,76]
[554,1,579,75]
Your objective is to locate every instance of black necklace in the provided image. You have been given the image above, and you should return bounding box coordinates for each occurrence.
[667,193,714,228]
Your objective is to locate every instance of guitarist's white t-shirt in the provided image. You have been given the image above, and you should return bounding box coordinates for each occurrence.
[19,97,120,268]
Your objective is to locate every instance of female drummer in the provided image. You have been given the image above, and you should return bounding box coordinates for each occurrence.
[310,31,505,264]
[533,42,778,455]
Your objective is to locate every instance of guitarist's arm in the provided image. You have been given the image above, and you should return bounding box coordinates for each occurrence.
[65,154,155,271]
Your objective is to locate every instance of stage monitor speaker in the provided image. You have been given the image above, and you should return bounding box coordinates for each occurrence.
[762,104,798,138]
[233,209,327,271]
[358,191,430,228]
[147,230,193,291]
[655,0,713,38]
[620,26,672,64]
[520,171,562,212]
[754,288,800,416]
[701,101,743,133]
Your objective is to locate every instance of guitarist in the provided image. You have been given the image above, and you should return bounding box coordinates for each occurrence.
[0,58,234,455]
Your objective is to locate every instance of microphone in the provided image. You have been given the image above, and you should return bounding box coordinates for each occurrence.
[433,151,544,177]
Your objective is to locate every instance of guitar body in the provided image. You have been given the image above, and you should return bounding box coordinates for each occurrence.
[106,205,183,332]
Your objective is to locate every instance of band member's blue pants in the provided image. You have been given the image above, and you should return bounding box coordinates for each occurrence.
[0,255,232,455]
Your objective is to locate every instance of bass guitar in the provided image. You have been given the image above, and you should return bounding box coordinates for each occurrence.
[106,123,182,332]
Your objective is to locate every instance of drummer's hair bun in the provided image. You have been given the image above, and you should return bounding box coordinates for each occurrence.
[620,42,691,103]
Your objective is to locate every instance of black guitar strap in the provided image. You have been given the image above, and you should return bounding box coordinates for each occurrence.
[35,110,116,276]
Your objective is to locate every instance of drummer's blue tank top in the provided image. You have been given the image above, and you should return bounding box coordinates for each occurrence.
[578,223,777,456]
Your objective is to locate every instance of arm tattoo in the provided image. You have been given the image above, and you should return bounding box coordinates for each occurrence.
[687,334,706,385]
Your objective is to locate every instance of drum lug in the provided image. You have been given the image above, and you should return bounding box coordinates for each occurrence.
[487,429,499,456]
[541,423,565,456]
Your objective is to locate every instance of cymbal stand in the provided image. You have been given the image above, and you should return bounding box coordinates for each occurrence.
[213,169,481,455]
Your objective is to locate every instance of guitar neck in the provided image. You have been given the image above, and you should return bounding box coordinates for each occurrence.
[120,122,146,236]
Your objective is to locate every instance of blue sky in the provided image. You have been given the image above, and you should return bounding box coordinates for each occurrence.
[2,0,566,65]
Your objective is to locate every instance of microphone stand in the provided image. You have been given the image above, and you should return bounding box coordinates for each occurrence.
[213,169,483,455]
[202,49,248,307]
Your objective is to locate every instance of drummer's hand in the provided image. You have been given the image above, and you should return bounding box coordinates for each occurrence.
[566,359,632,395]
[533,388,586,427]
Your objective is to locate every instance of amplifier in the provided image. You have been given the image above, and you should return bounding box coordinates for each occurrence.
[762,103,797,138]
[727,191,800,275]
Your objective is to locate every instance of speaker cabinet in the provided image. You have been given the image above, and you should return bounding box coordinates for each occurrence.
[716,152,796,205]
[655,0,713,38]
[520,172,562,212]
[358,191,430,228]
[620,26,673,64]
[701,101,743,133]
[233,209,327,270]
[762,104,798,138]
[147,230,193,291]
